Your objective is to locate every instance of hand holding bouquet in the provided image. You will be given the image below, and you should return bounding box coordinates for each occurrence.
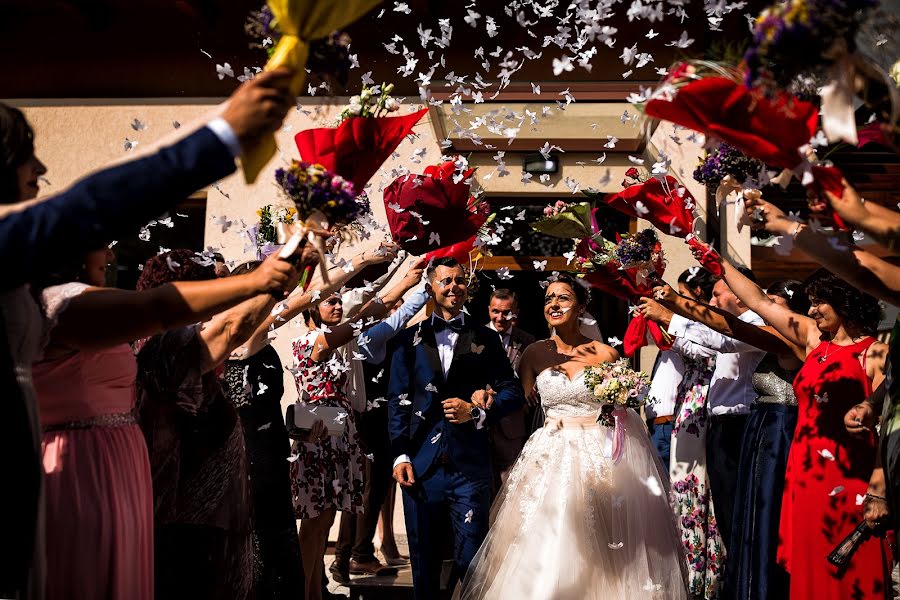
[583,359,651,427]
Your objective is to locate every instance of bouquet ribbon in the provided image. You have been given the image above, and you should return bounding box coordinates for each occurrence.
[624,315,673,357]
[241,0,383,183]
[611,408,627,464]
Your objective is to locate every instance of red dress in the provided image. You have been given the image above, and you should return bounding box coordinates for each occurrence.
[778,337,885,599]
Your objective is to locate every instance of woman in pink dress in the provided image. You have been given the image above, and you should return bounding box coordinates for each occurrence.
[32,248,305,600]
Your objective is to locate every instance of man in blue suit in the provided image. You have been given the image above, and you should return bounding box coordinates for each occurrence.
[389,257,526,599]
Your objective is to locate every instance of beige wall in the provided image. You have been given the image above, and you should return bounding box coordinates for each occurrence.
[15,96,711,391]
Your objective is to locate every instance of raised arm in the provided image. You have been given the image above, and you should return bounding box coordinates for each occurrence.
[712,252,817,351]
[233,244,399,359]
[651,284,797,357]
[0,70,293,291]
[197,290,287,374]
[341,249,406,320]
[45,252,296,355]
[823,179,900,250]
[744,195,900,305]
[357,283,428,363]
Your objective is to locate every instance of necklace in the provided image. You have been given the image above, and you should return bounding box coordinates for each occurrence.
[817,341,852,364]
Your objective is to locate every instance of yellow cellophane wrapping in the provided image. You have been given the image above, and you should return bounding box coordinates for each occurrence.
[241,0,383,183]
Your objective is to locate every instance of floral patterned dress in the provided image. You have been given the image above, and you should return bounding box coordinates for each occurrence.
[669,354,724,599]
[288,330,366,519]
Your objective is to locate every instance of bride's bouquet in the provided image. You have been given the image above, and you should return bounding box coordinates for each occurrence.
[583,359,651,427]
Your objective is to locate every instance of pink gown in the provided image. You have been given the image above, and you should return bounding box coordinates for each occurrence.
[34,283,152,600]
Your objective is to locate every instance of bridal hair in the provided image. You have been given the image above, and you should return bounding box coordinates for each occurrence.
[0,102,34,204]
[548,273,589,307]
[804,268,882,335]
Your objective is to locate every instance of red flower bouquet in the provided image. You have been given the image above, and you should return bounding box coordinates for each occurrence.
[293,107,428,195]
[595,175,697,238]
[383,158,488,256]
[645,76,818,170]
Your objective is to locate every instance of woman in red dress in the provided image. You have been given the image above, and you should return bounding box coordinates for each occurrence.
[717,260,888,599]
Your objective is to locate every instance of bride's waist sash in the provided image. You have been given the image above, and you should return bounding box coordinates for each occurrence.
[545,414,599,430]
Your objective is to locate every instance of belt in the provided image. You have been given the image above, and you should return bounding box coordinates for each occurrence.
[545,414,598,430]
[649,415,675,425]
[43,411,136,432]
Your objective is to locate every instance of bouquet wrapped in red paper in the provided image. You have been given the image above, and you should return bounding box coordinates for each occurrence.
[587,169,697,238]
[642,67,818,171]
[294,86,428,195]
[533,202,672,356]
[383,156,488,256]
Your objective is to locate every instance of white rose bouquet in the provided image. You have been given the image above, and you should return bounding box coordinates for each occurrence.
[583,359,651,426]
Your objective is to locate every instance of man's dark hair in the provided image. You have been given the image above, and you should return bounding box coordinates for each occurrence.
[490,288,518,306]
[426,256,463,282]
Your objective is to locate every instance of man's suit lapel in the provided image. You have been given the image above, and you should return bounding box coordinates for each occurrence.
[419,321,444,384]
[448,323,475,380]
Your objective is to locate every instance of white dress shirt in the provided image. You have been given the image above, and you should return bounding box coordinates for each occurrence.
[433,312,464,379]
[645,349,685,420]
[486,321,512,352]
[668,310,767,416]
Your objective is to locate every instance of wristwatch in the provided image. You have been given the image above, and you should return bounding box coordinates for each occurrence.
[469,405,482,422]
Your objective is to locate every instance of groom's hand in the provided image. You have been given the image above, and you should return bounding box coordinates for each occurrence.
[443,398,474,424]
[393,463,416,487]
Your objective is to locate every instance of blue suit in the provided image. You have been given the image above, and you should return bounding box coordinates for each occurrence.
[0,126,235,597]
[388,316,525,599]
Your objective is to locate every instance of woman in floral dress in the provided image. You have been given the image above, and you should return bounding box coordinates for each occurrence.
[669,350,723,599]
[643,272,724,599]
[288,263,424,600]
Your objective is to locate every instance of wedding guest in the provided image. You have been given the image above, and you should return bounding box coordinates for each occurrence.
[645,267,716,467]
[712,255,887,600]
[648,268,767,552]
[330,271,429,584]
[651,278,809,600]
[289,268,420,600]
[135,248,305,600]
[641,270,722,598]
[0,71,293,599]
[485,289,535,488]
[30,246,300,600]
[224,260,304,600]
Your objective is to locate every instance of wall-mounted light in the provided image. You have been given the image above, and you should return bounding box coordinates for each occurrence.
[522,153,559,174]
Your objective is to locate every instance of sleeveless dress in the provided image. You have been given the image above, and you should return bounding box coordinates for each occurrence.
[34,282,153,600]
[778,338,885,599]
[725,354,798,600]
[456,367,689,599]
[288,330,366,519]
[225,345,304,599]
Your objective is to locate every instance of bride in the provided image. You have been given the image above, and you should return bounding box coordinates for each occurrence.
[456,274,688,599]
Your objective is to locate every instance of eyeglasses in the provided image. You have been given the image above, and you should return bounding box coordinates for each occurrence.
[434,276,468,288]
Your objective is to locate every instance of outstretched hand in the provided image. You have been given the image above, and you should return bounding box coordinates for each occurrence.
[638,297,674,326]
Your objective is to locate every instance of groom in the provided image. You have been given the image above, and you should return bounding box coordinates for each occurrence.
[388,257,525,598]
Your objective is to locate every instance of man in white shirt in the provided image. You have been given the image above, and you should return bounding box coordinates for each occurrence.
[641,268,766,551]
[485,289,536,489]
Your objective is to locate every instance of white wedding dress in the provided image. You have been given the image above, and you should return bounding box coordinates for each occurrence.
[456,367,688,599]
